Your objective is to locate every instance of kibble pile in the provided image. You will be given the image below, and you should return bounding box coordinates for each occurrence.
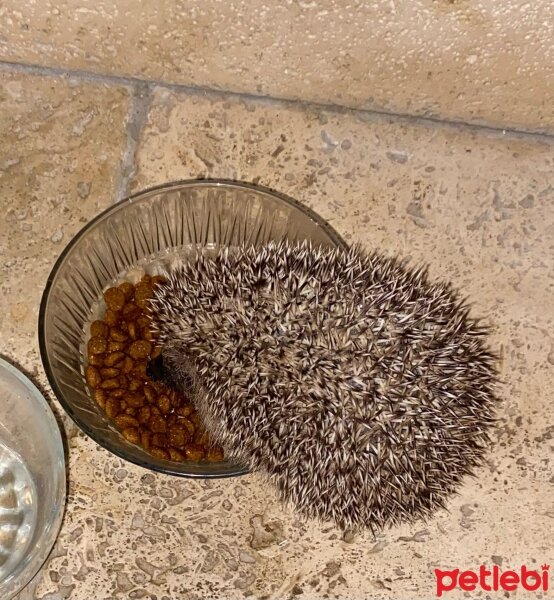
[85,274,224,462]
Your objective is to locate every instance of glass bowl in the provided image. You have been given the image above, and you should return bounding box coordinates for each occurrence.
[0,357,66,600]
[39,179,346,478]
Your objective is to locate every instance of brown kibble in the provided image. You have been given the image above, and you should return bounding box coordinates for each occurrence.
[85,365,101,389]
[90,320,109,338]
[207,447,225,462]
[119,281,134,301]
[115,414,139,429]
[104,351,125,367]
[180,418,195,436]
[105,397,120,418]
[125,393,145,408]
[152,433,168,448]
[134,282,153,309]
[169,448,185,461]
[100,367,119,378]
[104,309,120,326]
[152,381,165,394]
[129,379,142,392]
[121,356,134,374]
[107,340,126,352]
[177,405,195,418]
[110,328,128,342]
[168,428,188,449]
[150,447,169,460]
[190,412,202,429]
[140,431,151,449]
[93,389,106,408]
[88,274,224,463]
[144,385,157,403]
[127,322,138,340]
[184,445,205,461]
[122,427,141,444]
[88,353,105,367]
[149,415,167,433]
[104,287,125,312]
[122,302,141,321]
[88,337,108,355]
[137,315,151,330]
[195,429,210,446]
[157,395,171,414]
[138,406,151,425]
[129,340,152,360]
[131,362,148,380]
[100,378,119,390]
[141,274,152,284]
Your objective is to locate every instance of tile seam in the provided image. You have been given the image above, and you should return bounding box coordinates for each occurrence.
[115,82,153,202]
[1,59,552,142]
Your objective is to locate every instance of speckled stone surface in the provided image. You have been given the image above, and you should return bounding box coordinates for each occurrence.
[0,70,129,598]
[0,0,553,133]
[0,71,130,366]
[2,73,553,599]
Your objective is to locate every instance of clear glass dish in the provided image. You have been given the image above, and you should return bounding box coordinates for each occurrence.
[39,179,346,478]
[0,357,66,600]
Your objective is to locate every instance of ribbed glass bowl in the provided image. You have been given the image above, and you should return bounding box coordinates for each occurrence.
[39,179,346,478]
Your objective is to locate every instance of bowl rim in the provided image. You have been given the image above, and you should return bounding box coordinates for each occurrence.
[38,178,348,479]
[0,356,66,600]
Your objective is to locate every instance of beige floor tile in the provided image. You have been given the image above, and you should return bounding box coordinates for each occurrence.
[0,0,553,132]
[0,72,130,370]
[0,71,130,599]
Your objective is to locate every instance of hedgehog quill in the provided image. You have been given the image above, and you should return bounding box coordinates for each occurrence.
[149,241,499,531]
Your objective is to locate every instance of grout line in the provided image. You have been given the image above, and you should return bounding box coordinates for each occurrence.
[115,82,153,202]
[1,59,553,142]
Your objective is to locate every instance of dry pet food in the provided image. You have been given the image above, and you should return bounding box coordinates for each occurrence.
[85,274,224,463]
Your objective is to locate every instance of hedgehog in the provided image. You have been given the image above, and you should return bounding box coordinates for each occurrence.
[149,241,499,531]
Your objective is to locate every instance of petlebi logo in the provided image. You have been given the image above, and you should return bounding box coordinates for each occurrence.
[435,564,549,596]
